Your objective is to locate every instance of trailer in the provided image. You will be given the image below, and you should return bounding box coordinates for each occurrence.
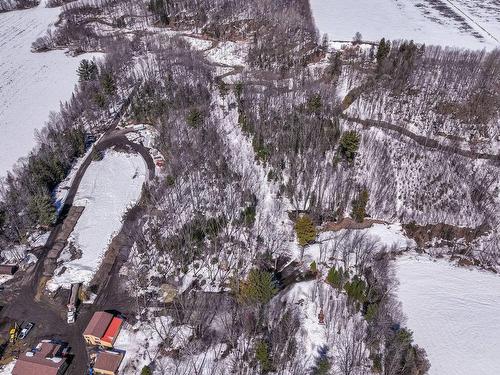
[67,283,80,324]
[132,124,145,131]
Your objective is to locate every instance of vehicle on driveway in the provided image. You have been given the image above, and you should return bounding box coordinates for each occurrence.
[67,310,76,324]
[67,283,80,324]
[18,321,34,340]
[9,322,18,343]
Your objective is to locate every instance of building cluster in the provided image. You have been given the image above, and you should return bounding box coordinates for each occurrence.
[12,340,69,375]
[11,311,127,375]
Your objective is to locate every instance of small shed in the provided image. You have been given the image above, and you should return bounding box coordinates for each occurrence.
[0,264,18,275]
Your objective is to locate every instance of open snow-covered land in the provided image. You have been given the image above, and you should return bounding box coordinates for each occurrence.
[310,0,500,49]
[0,2,97,177]
[47,150,146,290]
[396,255,500,375]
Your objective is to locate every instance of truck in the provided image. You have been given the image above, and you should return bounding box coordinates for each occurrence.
[67,283,80,324]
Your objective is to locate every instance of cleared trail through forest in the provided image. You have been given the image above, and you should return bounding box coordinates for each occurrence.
[342,114,500,162]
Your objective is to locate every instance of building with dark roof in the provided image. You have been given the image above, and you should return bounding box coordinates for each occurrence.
[94,350,124,375]
[0,264,18,275]
[12,340,68,375]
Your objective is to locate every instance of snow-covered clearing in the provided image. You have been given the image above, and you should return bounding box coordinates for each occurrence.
[310,0,499,49]
[304,223,415,266]
[205,41,249,66]
[0,2,98,177]
[47,150,145,290]
[396,255,500,375]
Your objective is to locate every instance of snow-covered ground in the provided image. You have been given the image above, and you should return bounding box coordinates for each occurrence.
[310,0,500,50]
[304,223,415,267]
[0,360,15,375]
[0,2,97,177]
[47,150,146,290]
[396,255,500,375]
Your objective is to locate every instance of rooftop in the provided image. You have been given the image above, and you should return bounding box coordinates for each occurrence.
[84,311,114,338]
[94,350,124,373]
[101,317,123,345]
[12,341,67,375]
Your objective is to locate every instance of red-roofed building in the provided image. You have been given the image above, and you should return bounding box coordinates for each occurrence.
[100,317,123,348]
[12,340,68,375]
[83,312,123,348]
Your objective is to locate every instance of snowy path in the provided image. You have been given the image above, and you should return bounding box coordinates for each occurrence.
[0,3,96,177]
[309,0,500,50]
[396,255,500,375]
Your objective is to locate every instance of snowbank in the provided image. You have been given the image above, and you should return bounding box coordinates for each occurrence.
[396,255,500,375]
[47,150,146,290]
[0,360,15,375]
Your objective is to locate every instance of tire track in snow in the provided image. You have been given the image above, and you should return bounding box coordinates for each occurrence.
[445,0,500,44]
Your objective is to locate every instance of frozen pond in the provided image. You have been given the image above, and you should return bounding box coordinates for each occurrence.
[309,0,499,49]
[396,255,500,375]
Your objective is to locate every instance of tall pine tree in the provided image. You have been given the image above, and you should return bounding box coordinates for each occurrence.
[77,59,98,82]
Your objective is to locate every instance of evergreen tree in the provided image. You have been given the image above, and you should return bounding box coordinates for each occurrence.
[307,94,322,113]
[376,38,391,66]
[326,266,345,289]
[239,269,278,305]
[313,358,331,375]
[295,214,316,246]
[344,275,367,303]
[255,341,273,373]
[186,109,203,128]
[100,72,116,96]
[321,33,329,51]
[339,130,360,161]
[148,0,170,24]
[313,347,331,375]
[310,260,318,274]
[325,52,342,81]
[0,208,5,233]
[351,188,369,223]
[77,59,98,82]
[141,366,152,375]
[93,91,107,109]
[28,193,56,227]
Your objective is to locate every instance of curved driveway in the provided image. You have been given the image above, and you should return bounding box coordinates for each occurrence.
[0,106,157,374]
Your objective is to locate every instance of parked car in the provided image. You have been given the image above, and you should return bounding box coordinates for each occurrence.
[67,310,76,324]
[18,322,34,339]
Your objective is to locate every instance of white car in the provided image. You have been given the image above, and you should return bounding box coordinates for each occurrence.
[67,311,75,324]
[18,322,34,340]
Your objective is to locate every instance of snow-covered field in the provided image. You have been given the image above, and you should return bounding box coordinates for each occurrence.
[0,2,97,177]
[396,255,500,375]
[47,150,146,290]
[310,0,500,49]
